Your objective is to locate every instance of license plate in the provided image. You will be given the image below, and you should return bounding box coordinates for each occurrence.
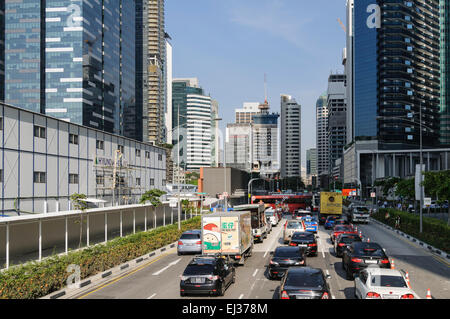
[191,278,205,284]
[295,295,312,299]
[382,294,399,299]
[299,244,307,247]
[365,259,378,264]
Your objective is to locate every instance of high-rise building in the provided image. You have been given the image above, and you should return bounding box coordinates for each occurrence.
[316,93,329,177]
[172,78,212,171]
[345,0,355,146]
[0,2,4,102]
[441,0,450,145]
[211,99,220,167]
[136,0,166,144]
[349,0,440,150]
[226,123,253,171]
[280,94,301,178]
[235,102,260,124]
[2,1,136,135]
[306,148,318,176]
[165,33,173,144]
[327,74,347,172]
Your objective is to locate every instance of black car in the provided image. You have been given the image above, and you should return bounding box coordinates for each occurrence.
[342,242,391,280]
[280,267,332,299]
[180,255,236,296]
[318,214,327,225]
[267,246,306,280]
[334,233,362,257]
[289,232,318,257]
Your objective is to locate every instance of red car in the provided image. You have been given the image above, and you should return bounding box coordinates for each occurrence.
[330,225,358,244]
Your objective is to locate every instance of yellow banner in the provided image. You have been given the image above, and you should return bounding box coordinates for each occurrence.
[320,192,343,215]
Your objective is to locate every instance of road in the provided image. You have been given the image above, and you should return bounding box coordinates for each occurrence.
[73,213,450,299]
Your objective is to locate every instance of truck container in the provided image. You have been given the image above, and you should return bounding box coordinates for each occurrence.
[201,211,253,265]
[319,192,343,222]
[233,204,268,243]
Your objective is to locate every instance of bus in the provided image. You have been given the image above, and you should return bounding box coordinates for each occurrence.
[251,194,312,214]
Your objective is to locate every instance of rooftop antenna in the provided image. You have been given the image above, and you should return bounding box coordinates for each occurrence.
[259,73,269,112]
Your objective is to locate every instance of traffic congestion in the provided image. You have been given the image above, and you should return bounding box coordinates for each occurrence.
[175,192,424,299]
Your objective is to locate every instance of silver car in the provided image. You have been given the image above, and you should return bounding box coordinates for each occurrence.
[283,220,306,244]
[177,230,202,255]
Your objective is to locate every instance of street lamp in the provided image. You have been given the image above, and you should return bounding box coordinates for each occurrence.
[213,117,228,210]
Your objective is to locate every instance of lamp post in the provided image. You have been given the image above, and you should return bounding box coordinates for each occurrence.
[213,117,226,210]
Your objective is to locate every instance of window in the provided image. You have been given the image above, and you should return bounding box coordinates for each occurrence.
[135,149,141,157]
[96,140,104,150]
[145,151,150,159]
[136,177,141,186]
[117,145,124,153]
[69,174,79,184]
[158,154,163,161]
[0,169,2,183]
[34,126,46,138]
[0,117,3,130]
[33,172,46,183]
[162,179,166,187]
[150,178,155,186]
[69,133,79,145]
[96,175,104,185]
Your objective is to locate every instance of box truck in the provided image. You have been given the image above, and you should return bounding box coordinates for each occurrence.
[319,192,343,223]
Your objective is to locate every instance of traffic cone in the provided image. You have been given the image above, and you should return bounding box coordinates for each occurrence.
[359,231,362,237]
[405,272,411,288]
[426,289,432,299]
[391,259,395,270]
[367,237,370,243]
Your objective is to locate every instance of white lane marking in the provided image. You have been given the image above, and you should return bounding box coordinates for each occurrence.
[263,221,285,258]
[252,269,258,277]
[325,270,335,299]
[239,294,244,299]
[152,258,182,276]
[147,293,157,299]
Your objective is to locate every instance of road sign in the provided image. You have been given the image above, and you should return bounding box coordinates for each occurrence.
[424,197,431,207]
[370,192,376,198]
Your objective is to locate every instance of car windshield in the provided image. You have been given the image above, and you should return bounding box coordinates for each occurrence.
[356,207,369,212]
[265,212,274,216]
[287,222,302,229]
[180,233,200,240]
[354,244,385,257]
[340,236,361,244]
[183,264,215,275]
[285,271,324,288]
[292,233,314,240]
[274,248,301,258]
[334,226,352,232]
[371,275,408,288]
[327,217,337,221]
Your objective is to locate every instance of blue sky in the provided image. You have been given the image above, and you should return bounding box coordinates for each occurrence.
[166,0,347,166]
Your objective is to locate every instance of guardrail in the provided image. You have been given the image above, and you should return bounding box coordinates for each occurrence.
[0,203,196,269]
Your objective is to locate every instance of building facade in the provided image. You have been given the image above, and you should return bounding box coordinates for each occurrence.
[306,148,318,177]
[316,93,329,178]
[2,0,136,136]
[280,94,301,178]
[0,2,3,102]
[0,102,166,215]
[252,110,280,176]
[327,74,347,173]
[441,0,450,145]
[211,99,220,167]
[235,102,260,124]
[226,123,253,172]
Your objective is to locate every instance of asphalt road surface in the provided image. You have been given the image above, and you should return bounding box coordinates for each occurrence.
[73,213,450,299]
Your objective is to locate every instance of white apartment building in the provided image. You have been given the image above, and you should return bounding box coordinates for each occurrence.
[235,102,260,124]
[280,95,301,178]
[316,93,329,177]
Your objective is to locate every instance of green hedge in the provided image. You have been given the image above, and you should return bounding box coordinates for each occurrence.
[373,209,450,254]
[0,216,202,299]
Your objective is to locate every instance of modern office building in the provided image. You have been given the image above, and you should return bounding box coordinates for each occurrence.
[327,74,347,173]
[0,2,4,102]
[165,34,173,144]
[441,0,450,145]
[172,78,212,172]
[2,0,137,136]
[345,0,355,146]
[235,102,261,124]
[306,148,318,184]
[0,101,166,215]
[226,123,253,172]
[348,0,440,150]
[280,94,301,178]
[316,93,329,178]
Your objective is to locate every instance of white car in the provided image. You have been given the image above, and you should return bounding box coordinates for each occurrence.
[265,209,278,226]
[354,268,420,299]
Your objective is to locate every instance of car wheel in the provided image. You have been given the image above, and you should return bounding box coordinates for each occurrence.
[354,286,358,299]
[346,267,353,280]
[218,283,225,296]
[177,252,182,256]
[180,291,185,297]
[231,270,236,284]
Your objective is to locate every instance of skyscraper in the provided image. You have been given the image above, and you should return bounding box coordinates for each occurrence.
[441,0,450,145]
[2,1,136,135]
[165,34,173,144]
[226,123,253,171]
[235,102,260,124]
[349,0,440,149]
[316,93,329,178]
[0,2,4,102]
[280,94,301,178]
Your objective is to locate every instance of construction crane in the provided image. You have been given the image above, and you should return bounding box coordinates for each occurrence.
[337,18,346,34]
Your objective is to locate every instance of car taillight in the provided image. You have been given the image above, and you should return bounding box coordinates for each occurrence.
[178,241,183,245]
[269,260,278,265]
[380,259,390,264]
[289,243,297,246]
[281,291,290,299]
[196,241,202,245]
[401,294,414,299]
[321,292,330,299]
[351,258,362,263]
[308,243,317,247]
[366,292,381,299]
[338,243,346,247]
[207,275,219,281]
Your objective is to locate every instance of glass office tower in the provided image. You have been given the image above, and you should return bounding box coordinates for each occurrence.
[3,0,136,135]
[353,0,441,149]
[0,2,4,102]
[441,0,450,145]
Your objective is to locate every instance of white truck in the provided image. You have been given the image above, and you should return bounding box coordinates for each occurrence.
[349,206,370,224]
[202,211,254,265]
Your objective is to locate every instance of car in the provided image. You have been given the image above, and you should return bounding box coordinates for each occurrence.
[334,219,352,227]
[334,233,362,257]
[279,267,332,299]
[283,220,306,244]
[267,246,306,280]
[330,225,358,244]
[342,242,391,280]
[180,255,236,297]
[302,216,318,233]
[354,268,420,299]
[177,230,202,255]
[265,209,279,226]
[324,215,340,229]
[318,215,328,225]
[288,232,318,256]
[293,210,310,220]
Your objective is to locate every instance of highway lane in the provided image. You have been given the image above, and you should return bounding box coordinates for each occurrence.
[73,213,449,299]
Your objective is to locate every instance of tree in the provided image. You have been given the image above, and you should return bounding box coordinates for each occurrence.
[140,189,167,207]
[375,177,401,197]
[70,193,88,248]
[395,178,415,201]
[422,171,450,226]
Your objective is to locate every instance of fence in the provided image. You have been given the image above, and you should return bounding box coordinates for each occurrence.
[0,203,198,269]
